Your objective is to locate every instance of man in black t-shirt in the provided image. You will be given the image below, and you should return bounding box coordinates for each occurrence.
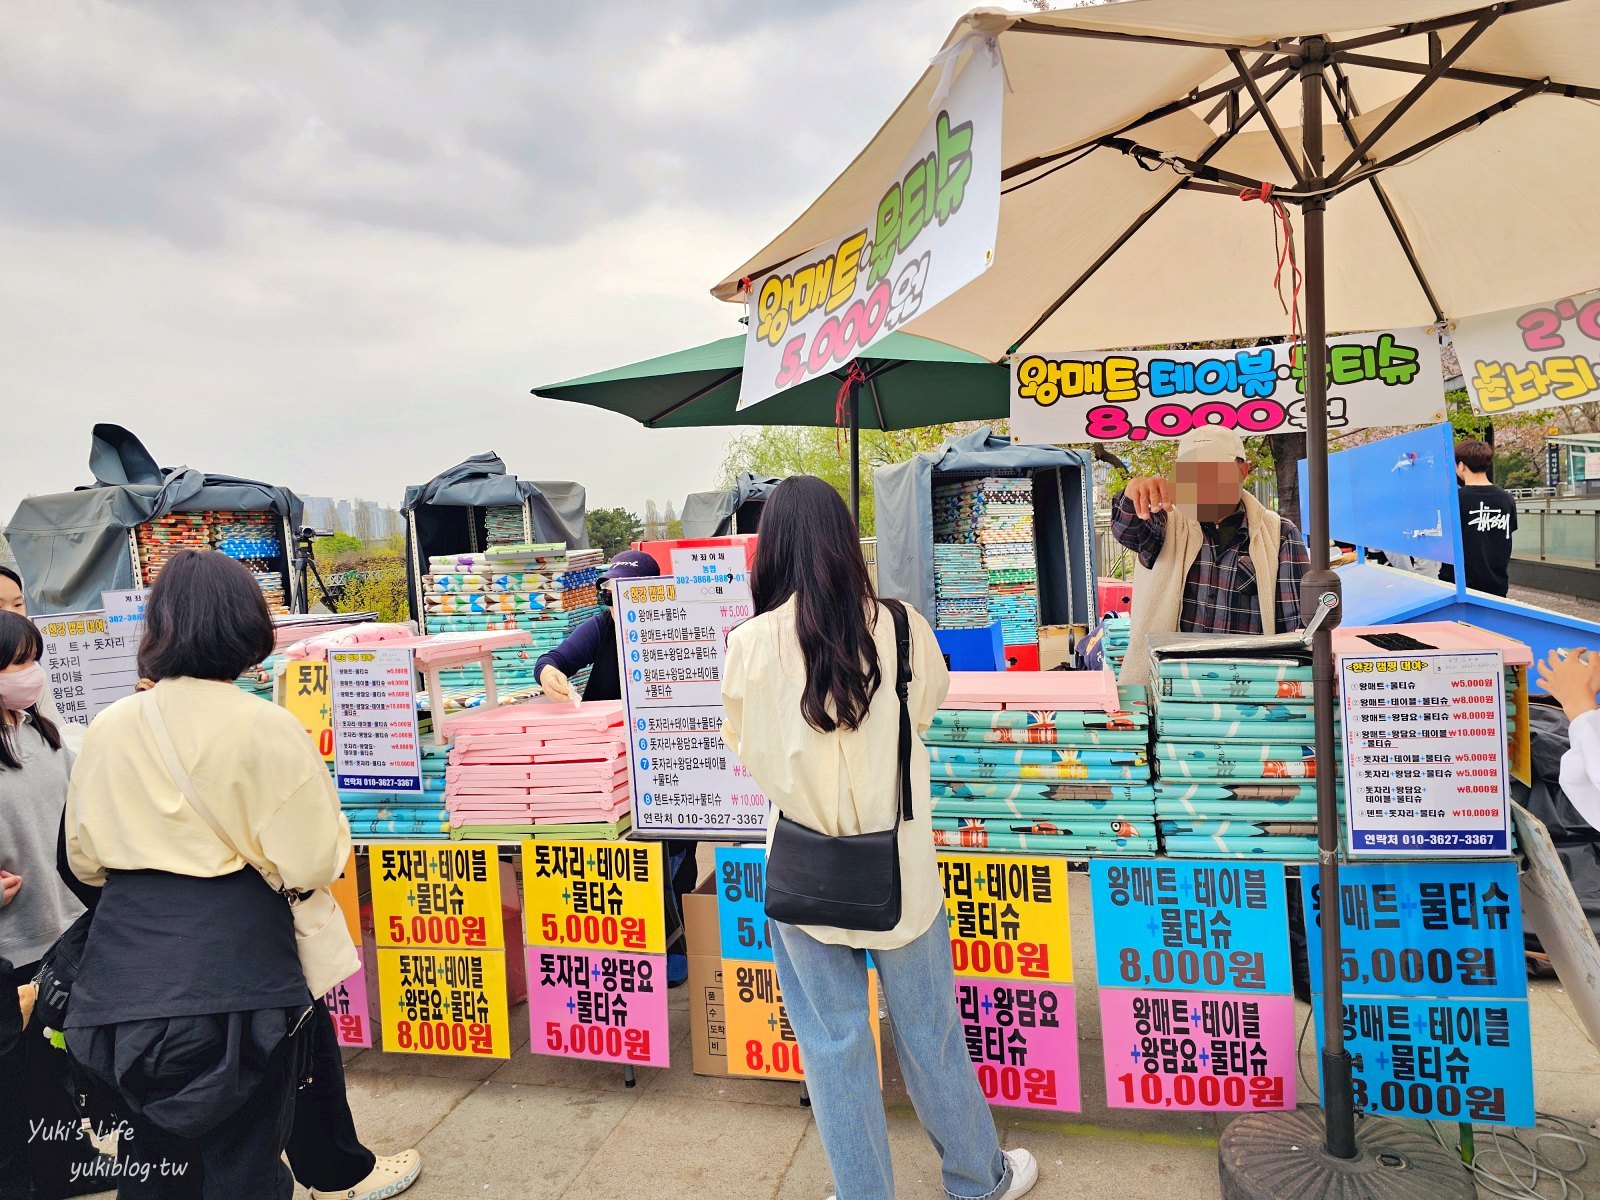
[1439,439,1518,596]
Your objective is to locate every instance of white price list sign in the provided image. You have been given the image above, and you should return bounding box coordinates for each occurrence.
[329,647,423,794]
[32,609,141,726]
[615,578,768,838]
[1340,651,1510,857]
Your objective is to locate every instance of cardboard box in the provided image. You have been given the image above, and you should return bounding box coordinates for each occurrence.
[1038,624,1082,671]
[683,878,729,1077]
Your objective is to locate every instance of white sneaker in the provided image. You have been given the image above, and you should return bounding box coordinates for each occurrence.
[310,1149,422,1200]
[822,1148,1037,1200]
[1001,1148,1039,1199]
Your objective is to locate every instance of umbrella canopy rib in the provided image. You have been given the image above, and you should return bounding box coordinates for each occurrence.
[1226,48,1307,185]
[1328,0,1573,56]
[1321,68,1446,323]
[644,367,741,428]
[1009,62,1301,349]
[1320,78,1551,202]
[1010,17,1302,57]
[1335,50,1600,101]
[1327,14,1496,182]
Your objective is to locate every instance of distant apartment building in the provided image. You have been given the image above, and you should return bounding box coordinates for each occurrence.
[300,495,402,542]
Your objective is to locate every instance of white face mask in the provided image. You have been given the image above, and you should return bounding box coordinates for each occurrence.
[0,662,46,713]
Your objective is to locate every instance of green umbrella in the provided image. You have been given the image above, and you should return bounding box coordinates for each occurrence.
[533,331,1007,523]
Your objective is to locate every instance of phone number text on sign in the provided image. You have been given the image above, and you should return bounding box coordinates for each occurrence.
[1008,330,1443,445]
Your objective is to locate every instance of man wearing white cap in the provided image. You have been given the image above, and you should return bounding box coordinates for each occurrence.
[1110,426,1310,687]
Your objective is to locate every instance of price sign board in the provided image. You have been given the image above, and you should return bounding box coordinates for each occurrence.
[1100,992,1295,1113]
[1313,996,1533,1125]
[281,661,335,762]
[377,948,510,1059]
[940,854,1069,982]
[330,647,422,794]
[1089,861,1290,994]
[940,853,1079,1111]
[324,965,372,1049]
[523,841,669,1068]
[1301,861,1532,1126]
[616,578,768,837]
[32,609,140,725]
[370,844,502,951]
[1340,652,1510,857]
[715,847,880,1081]
[1301,862,1525,999]
[1090,861,1296,1114]
[521,842,666,955]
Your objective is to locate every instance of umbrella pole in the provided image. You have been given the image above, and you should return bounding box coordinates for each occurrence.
[849,378,863,529]
[1297,46,1358,1164]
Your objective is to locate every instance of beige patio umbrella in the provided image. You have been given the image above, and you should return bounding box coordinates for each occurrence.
[714,3,1600,1195]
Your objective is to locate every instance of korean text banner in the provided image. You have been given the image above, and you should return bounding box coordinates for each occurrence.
[737,48,1002,410]
[1009,329,1445,445]
[1453,287,1600,418]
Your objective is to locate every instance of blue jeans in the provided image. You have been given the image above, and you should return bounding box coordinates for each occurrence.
[772,916,1010,1200]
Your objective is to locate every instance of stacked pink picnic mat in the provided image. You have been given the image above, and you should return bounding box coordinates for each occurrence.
[445,701,632,841]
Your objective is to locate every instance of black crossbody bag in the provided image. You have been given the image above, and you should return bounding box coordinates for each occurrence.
[764,599,913,932]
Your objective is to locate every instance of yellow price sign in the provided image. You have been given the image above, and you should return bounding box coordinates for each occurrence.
[281,661,334,761]
[522,841,666,955]
[370,843,503,951]
[377,948,510,1058]
[724,961,880,1080]
[939,853,1071,983]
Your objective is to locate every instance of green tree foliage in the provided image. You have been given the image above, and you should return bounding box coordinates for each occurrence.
[314,532,365,563]
[1494,448,1543,491]
[720,423,997,536]
[587,507,644,558]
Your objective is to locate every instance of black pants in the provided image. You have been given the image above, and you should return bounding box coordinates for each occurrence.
[663,841,701,954]
[110,1034,303,1200]
[284,1001,375,1192]
[2,960,103,1200]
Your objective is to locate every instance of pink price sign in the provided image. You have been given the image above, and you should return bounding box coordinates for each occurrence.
[956,977,1080,1111]
[1099,988,1296,1112]
[323,959,373,1049]
[526,947,670,1068]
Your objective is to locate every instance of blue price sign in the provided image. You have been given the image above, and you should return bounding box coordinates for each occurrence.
[1089,861,1290,995]
[1313,996,1534,1127]
[1300,862,1526,999]
[715,847,773,963]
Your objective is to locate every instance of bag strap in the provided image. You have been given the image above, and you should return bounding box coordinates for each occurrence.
[139,690,281,889]
[882,600,914,826]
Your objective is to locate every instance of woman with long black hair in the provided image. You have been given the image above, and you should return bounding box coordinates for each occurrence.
[721,477,1036,1200]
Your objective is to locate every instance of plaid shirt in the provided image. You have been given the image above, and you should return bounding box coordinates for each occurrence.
[1111,493,1309,634]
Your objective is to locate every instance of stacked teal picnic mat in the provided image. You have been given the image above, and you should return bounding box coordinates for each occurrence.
[1149,635,1328,860]
[925,686,1157,855]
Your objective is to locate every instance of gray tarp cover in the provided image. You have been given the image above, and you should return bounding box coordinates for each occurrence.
[681,474,782,538]
[874,427,1098,627]
[401,452,587,548]
[4,424,303,615]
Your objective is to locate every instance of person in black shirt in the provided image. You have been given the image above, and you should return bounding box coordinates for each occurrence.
[1439,439,1518,596]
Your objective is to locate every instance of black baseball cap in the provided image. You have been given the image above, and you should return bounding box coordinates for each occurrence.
[604,550,661,581]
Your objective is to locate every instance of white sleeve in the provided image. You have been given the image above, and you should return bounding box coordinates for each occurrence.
[1557,710,1600,832]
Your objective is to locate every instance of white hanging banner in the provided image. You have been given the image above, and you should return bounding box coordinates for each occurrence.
[1453,287,1600,417]
[1009,330,1447,444]
[737,44,1003,410]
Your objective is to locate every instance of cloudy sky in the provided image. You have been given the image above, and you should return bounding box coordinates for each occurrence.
[0,0,986,523]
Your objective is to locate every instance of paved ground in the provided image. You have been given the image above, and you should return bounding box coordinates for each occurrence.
[1512,583,1600,625]
[291,873,1600,1200]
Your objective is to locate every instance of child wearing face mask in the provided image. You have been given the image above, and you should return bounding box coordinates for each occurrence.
[0,609,98,1198]
[0,610,83,972]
